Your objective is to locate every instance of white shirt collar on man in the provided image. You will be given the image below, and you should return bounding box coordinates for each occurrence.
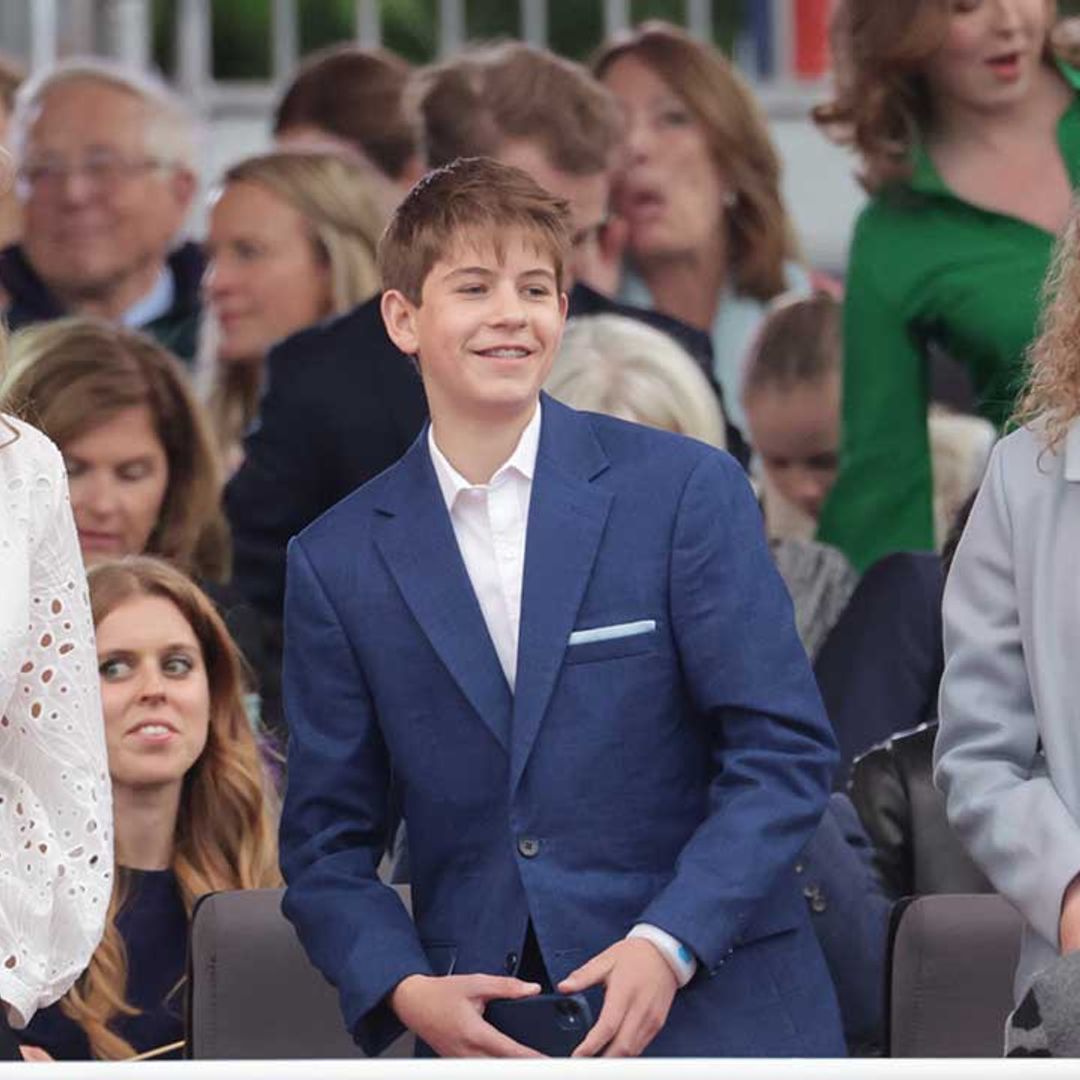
[428,403,542,692]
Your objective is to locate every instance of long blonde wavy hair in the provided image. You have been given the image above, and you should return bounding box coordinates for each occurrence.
[60,557,281,1060]
[1014,201,1080,453]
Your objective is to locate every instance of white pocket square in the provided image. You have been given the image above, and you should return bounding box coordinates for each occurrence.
[567,620,656,646]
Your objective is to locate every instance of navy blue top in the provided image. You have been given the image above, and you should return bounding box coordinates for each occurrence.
[24,869,187,1060]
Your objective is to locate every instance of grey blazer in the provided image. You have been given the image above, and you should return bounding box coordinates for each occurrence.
[935,421,1080,1002]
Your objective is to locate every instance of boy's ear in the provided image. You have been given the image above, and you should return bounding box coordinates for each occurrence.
[559,291,569,322]
[381,289,421,356]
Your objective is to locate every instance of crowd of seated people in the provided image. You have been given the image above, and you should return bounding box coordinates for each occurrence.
[0,0,1076,1059]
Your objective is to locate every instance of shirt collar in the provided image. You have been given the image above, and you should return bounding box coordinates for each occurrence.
[121,264,175,329]
[428,402,542,511]
[908,57,1080,199]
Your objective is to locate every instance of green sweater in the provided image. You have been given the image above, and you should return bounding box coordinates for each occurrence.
[818,64,1080,572]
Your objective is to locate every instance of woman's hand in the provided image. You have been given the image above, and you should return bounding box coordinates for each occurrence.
[1059,874,1080,953]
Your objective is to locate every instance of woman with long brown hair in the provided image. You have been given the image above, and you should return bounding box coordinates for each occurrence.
[22,557,280,1060]
[593,20,808,434]
[0,317,226,580]
[0,316,285,736]
[815,0,1077,571]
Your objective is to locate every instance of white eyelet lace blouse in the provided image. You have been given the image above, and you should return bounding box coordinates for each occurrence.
[0,416,112,1028]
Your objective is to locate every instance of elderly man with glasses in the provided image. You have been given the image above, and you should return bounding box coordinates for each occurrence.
[0,58,202,364]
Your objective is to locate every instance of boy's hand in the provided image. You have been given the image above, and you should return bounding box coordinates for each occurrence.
[559,938,677,1057]
[389,973,544,1058]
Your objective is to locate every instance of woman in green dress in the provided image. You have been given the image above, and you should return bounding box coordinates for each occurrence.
[815,0,1077,571]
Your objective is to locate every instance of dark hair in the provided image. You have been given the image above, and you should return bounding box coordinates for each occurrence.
[378,157,572,304]
[411,41,622,175]
[274,45,417,180]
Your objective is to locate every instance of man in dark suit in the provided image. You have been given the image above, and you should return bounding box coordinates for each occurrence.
[280,157,843,1058]
[226,41,741,621]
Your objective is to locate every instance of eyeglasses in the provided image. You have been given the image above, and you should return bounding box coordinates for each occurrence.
[16,150,169,196]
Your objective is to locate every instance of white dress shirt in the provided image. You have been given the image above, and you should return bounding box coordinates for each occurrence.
[428,404,696,987]
[428,407,539,692]
[0,416,113,1026]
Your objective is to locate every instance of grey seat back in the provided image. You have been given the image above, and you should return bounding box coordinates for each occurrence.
[188,886,414,1059]
[889,892,1023,1057]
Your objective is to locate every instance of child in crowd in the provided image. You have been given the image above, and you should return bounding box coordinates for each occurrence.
[280,157,843,1058]
[742,291,841,543]
[22,558,280,1061]
[743,291,994,553]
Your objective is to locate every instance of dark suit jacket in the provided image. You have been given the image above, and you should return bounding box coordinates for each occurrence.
[813,552,945,785]
[280,396,843,1056]
[0,242,205,365]
[226,288,743,621]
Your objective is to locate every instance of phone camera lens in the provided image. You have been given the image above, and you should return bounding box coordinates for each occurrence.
[557,1000,581,1025]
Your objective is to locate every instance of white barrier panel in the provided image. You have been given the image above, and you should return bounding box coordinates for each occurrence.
[0,1061,1075,1079]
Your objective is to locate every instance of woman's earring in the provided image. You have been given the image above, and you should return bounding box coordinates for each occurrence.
[723,190,738,209]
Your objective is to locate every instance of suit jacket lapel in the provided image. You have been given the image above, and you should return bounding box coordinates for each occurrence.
[373,433,513,752]
[511,398,612,790]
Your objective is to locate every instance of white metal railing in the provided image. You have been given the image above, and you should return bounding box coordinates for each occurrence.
[12,0,825,104]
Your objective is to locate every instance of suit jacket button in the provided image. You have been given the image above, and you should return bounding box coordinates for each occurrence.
[518,836,540,858]
[505,952,519,973]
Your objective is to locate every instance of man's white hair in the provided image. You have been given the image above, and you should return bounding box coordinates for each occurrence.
[10,56,200,172]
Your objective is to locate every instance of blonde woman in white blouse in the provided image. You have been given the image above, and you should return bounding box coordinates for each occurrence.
[0,415,112,1057]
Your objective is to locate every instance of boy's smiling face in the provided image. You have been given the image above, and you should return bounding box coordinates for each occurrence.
[382,229,569,425]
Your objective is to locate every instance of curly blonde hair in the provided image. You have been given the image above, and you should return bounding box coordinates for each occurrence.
[814,0,1061,193]
[59,557,281,1060]
[1014,201,1080,452]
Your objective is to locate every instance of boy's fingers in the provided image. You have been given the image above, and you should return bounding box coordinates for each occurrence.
[471,1021,546,1059]
[471,975,541,1001]
[571,989,627,1058]
[558,948,613,992]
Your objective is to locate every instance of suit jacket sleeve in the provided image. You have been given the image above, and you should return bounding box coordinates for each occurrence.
[637,452,838,970]
[935,443,1080,949]
[226,340,340,620]
[280,536,431,1054]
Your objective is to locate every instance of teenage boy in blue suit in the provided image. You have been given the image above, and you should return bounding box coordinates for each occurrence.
[280,157,844,1058]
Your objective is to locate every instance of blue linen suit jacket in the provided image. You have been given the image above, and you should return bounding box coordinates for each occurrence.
[280,396,844,1057]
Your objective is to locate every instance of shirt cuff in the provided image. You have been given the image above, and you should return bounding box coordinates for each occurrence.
[627,923,698,988]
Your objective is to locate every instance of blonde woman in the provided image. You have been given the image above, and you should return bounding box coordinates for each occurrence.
[0,413,112,1061]
[546,313,727,447]
[202,148,392,468]
[815,0,1079,571]
[935,201,1080,1014]
[593,21,808,433]
[22,557,280,1060]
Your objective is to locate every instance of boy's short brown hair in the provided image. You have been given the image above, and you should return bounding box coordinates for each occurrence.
[378,157,572,304]
[409,42,622,176]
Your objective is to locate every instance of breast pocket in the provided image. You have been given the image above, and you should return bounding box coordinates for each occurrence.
[564,620,660,665]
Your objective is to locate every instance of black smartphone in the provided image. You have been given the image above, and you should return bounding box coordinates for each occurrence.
[484,992,594,1057]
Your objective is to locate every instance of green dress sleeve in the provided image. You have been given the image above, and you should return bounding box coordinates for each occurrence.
[817,217,935,572]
